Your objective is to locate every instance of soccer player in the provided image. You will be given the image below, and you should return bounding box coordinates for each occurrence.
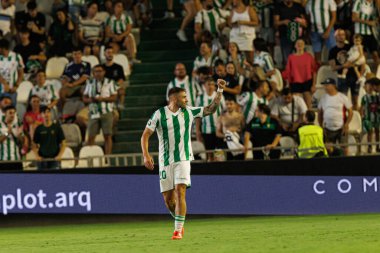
[141,79,226,240]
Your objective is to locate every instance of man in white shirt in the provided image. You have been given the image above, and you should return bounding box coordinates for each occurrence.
[318,78,353,152]
[0,0,15,41]
[271,88,307,135]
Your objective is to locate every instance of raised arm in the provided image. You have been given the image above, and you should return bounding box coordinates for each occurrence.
[203,79,226,116]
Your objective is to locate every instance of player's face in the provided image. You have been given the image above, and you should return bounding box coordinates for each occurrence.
[5,109,15,123]
[176,91,188,109]
[226,100,235,113]
[174,64,186,78]
[114,3,123,15]
[205,81,216,94]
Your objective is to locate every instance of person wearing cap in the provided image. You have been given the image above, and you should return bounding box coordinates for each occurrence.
[318,78,353,155]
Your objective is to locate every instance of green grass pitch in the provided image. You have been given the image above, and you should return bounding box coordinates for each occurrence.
[1,214,380,253]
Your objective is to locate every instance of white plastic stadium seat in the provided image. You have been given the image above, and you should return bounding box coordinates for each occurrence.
[95,11,110,23]
[272,69,284,92]
[61,124,82,148]
[113,54,131,76]
[84,128,105,146]
[279,136,297,159]
[377,65,380,79]
[316,65,337,88]
[192,141,206,160]
[348,111,362,136]
[246,140,253,159]
[16,81,34,104]
[46,57,69,79]
[61,147,75,169]
[82,55,100,69]
[78,145,105,168]
[347,135,358,156]
[312,86,326,105]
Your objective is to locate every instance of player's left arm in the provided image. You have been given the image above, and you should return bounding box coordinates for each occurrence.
[203,79,226,116]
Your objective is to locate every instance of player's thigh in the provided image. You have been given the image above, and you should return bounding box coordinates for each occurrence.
[173,161,191,188]
[159,164,175,193]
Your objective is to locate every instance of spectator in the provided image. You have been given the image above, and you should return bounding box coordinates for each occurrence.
[78,2,104,58]
[283,38,317,109]
[29,70,58,117]
[227,42,245,75]
[163,0,175,19]
[23,95,43,141]
[83,65,117,155]
[0,39,24,106]
[51,0,67,15]
[102,45,126,109]
[352,0,379,64]
[213,60,240,100]
[253,38,277,93]
[15,0,46,44]
[306,0,337,64]
[341,34,366,83]
[167,63,197,106]
[14,29,46,75]
[318,78,353,155]
[48,8,74,57]
[196,77,225,161]
[193,42,218,75]
[0,105,25,161]
[335,0,352,34]
[0,93,12,120]
[329,29,359,109]
[274,0,307,65]
[256,0,275,55]
[216,97,245,160]
[105,0,140,64]
[133,0,153,30]
[229,0,259,63]
[0,0,15,42]
[68,0,86,24]
[33,106,66,170]
[271,87,307,136]
[360,78,380,153]
[193,0,228,45]
[297,110,328,158]
[60,47,90,114]
[176,0,197,42]
[238,80,269,123]
[226,62,244,89]
[244,103,281,160]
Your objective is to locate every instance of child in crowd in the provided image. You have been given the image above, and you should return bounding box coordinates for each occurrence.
[340,34,366,83]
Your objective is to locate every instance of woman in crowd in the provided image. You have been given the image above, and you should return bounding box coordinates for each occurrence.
[48,8,74,57]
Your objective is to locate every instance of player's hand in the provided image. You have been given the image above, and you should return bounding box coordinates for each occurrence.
[217,79,226,89]
[143,154,154,170]
[322,30,330,40]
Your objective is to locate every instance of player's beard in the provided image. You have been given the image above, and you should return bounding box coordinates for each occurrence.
[177,101,187,109]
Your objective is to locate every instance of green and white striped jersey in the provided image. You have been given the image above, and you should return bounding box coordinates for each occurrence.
[0,51,24,89]
[29,82,57,107]
[106,13,133,35]
[361,93,379,122]
[213,0,226,8]
[0,120,22,161]
[253,51,274,74]
[306,0,337,33]
[146,106,204,168]
[83,77,118,119]
[193,54,218,72]
[194,8,229,36]
[352,0,377,35]
[196,92,225,134]
[166,76,197,107]
[237,91,268,123]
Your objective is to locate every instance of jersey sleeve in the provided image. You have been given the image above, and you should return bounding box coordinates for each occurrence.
[352,0,361,13]
[237,92,248,106]
[188,106,204,118]
[195,11,203,24]
[83,81,91,96]
[146,110,160,132]
[342,94,353,109]
[329,0,337,11]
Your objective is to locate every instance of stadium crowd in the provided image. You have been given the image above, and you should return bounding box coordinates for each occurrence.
[0,0,380,167]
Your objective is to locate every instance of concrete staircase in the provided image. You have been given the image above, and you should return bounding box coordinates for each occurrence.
[113,4,197,155]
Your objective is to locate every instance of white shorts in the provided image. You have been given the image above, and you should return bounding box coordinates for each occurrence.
[159,161,191,193]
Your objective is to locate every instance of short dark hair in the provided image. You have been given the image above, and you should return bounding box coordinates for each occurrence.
[72,46,82,53]
[113,0,124,7]
[201,41,212,49]
[93,64,105,71]
[168,87,186,97]
[87,1,99,9]
[36,69,46,75]
[253,38,268,52]
[27,0,37,10]
[281,87,292,96]
[3,105,16,113]
[225,96,236,103]
[305,110,315,123]
[40,105,50,113]
[0,94,12,102]
[257,103,271,115]
[214,59,225,68]
[365,77,380,86]
[0,39,10,50]
[19,28,30,34]
[197,66,212,76]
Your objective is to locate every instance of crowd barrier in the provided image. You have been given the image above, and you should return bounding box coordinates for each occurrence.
[0,155,379,215]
